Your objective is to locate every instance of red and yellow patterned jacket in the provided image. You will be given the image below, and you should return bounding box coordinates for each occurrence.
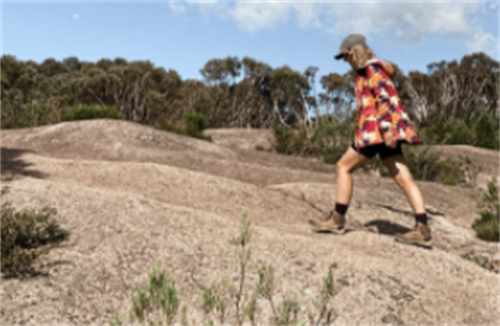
[354,58,420,148]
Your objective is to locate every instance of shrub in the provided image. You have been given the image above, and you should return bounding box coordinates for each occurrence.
[272,124,296,154]
[271,120,354,163]
[441,117,475,145]
[112,212,338,325]
[403,146,465,185]
[311,120,354,164]
[184,112,212,141]
[417,113,499,151]
[1,192,69,276]
[472,113,499,150]
[69,105,124,121]
[472,178,499,242]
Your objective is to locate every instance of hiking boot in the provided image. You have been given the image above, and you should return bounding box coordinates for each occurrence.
[309,211,346,234]
[395,223,432,248]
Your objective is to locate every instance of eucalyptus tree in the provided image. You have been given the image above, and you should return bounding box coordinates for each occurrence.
[268,66,312,127]
[200,56,241,85]
[39,58,67,77]
[319,72,354,122]
[304,66,319,125]
[225,57,274,127]
[63,56,81,72]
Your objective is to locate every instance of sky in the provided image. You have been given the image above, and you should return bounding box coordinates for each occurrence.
[1,0,499,86]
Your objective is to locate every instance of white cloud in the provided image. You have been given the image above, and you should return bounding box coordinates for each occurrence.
[168,1,498,55]
[466,31,498,56]
[73,13,79,20]
[229,2,292,31]
[169,2,188,15]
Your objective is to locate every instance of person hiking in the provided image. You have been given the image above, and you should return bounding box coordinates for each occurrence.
[309,34,432,248]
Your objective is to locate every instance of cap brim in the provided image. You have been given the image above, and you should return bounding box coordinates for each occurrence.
[334,51,346,60]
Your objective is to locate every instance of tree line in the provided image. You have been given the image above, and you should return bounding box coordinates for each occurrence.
[1,53,498,148]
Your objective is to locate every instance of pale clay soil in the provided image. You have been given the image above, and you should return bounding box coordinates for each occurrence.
[1,120,499,325]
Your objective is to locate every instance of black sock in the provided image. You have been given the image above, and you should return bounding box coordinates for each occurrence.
[335,203,349,216]
[415,213,428,225]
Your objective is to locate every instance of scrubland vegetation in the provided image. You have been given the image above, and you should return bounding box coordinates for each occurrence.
[0,187,69,277]
[110,213,338,326]
[1,51,497,282]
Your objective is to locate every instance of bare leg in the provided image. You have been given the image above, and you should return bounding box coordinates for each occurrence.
[336,147,372,205]
[310,147,372,233]
[382,155,426,214]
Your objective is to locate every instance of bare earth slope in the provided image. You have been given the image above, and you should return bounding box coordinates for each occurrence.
[1,120,499,325]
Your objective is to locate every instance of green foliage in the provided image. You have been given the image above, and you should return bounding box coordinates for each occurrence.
[272,119,354,164]
[183,112,212,141]
[1,196,69,276]
[472,113,499,150]
[274,294,299,326]
[129,264,179,326]
[69,105,124,121]
[201,286,226,324]
[418,112,499,150]
[403,147,465,185]
[311,120,354,164]
[113,211,339,325]
[272,124,295,154]
[441,117,475,145]
[255,145,265,151]
[472,178,499,242]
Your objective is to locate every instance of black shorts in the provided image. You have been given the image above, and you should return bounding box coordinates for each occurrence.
[351,141,403,161]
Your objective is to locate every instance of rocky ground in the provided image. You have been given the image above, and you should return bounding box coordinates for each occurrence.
[1,120,499,325]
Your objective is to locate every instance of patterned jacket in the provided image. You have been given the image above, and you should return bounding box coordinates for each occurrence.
[354,57,420,148]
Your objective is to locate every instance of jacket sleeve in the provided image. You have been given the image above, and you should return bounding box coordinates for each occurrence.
[366,65,393,132]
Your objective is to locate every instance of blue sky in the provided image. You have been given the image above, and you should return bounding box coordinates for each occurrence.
[1,1,499,86]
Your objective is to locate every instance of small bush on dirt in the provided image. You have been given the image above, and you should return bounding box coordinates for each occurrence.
[472,113,500,150]
[272,124,303,155]
[272,120,354,163]
[441,117,475,146]
[403,146,465,185]
[472,178,499,242]
[255,145,265,151]
[1,189,69,276]
[156,113,212,142]
[417,113,499,150]
[311,120,354,164]
[367,147,481,187]
[184,112,212,141]
[112,212,338,325]
[69,105,124,121]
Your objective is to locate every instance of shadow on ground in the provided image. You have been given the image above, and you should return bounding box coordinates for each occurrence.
[364,219,413,236]
[1,148,47,181]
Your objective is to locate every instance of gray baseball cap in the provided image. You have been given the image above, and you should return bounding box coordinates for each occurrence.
[334,34,367,60]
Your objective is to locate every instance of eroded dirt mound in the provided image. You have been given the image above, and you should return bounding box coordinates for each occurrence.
[1,120,499,325]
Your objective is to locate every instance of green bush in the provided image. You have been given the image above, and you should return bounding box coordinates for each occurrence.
[1,195,69,276]
[417,113,499,150]
[472,113,499,150]
[183,112,212,141]
[472,178,499,242]
[403,146,465,185]
[70,105,124,121]
[272,120,354,163]
[272,124,296,154]
[311,120,354,164]
[441,117,475,145]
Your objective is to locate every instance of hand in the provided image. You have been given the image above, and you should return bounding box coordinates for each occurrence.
[383,130,398,148]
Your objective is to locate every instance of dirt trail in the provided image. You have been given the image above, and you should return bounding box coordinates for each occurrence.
[1,120,499,325]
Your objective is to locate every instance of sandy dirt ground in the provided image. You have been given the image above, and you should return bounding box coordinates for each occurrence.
[1,120,499,325]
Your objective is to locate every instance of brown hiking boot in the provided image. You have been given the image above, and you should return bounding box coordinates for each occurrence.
[309,211,346,234]
[395,223,432,248]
